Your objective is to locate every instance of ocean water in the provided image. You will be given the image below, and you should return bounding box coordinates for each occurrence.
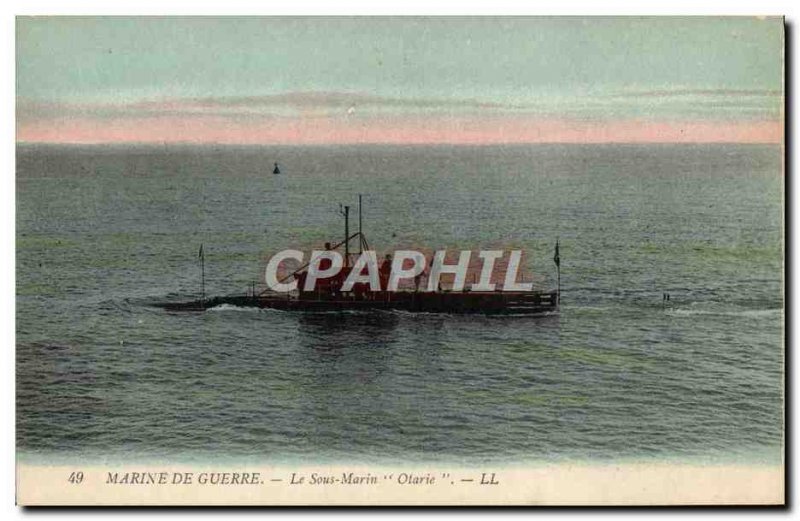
[16,143,784,466]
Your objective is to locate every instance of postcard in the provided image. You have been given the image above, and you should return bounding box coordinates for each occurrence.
[15,16,784,505]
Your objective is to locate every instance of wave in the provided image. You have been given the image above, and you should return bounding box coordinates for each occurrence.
[204,304,401,316]
[666,308,782,318]
[206,304,283,313]
[570,305,615,314]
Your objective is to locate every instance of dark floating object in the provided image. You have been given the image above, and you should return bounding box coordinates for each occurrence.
[273,162,281,175]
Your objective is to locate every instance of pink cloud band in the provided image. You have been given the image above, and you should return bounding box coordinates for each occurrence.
[17,113,783,145]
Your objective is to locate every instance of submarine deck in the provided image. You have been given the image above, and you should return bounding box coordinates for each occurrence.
[156,290,559,315]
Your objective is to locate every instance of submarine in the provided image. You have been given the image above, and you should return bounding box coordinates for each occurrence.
[156,196,560,315]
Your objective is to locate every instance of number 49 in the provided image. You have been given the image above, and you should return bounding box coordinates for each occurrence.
[68,471,84,484]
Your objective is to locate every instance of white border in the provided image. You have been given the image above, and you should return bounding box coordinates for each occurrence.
[3,2,794,519]
[4,0,797,15]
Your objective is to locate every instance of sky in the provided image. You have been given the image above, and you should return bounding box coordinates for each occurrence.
[16,16,784,144]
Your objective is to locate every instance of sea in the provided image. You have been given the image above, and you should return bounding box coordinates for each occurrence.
[16,143,784,467]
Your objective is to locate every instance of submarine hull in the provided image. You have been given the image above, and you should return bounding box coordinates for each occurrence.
[157,290,559,315]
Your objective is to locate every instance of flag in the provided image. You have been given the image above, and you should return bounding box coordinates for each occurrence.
[554,239,560,268]
[198,244,204,259]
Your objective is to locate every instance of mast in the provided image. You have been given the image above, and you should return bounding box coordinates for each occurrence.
[358,194,363,255]
[344,205,350,268]
[554,238,561,309]
[199,243,206,308]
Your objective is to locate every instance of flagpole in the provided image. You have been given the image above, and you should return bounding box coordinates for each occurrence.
[555,238,560,309]
[200,244,205,308]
